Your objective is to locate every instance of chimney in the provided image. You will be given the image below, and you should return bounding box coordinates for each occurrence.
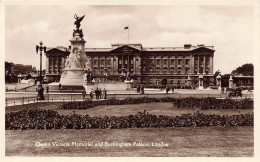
[184,44,192,49]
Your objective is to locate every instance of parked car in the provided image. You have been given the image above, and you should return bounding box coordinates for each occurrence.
[227,87,242,98]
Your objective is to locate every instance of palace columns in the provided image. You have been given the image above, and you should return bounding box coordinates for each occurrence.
[197,56,200,73]
[168,56,170,73]
[209,56,213,74]
[133,56,136,74]
[57,57,60,73]
[127,55,130,72]
[203,55,206,74]
[114,55,118,73]
[190,54,194,74]
[46,56,49,74]
[175,55,178,74]
[52,56,54,73]
[135,55,141,74]
[62,56,66,69]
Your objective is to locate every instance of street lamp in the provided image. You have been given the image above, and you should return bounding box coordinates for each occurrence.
[36,41,46,100]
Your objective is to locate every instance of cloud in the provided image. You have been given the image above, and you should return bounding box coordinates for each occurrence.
[5,5,254,74]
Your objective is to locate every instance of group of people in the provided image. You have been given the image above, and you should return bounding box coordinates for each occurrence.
[5,109,254,130]
[136,85,145,94]
[89,87,107,100]
[59,97,253,110]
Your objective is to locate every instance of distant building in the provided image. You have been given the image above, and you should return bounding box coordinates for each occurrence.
[221,74,254,88]
[10,63,36,76]
[45,46,70,82]
[45,43,215,87]
[233,75,253,87]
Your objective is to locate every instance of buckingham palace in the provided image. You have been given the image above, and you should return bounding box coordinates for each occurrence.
[45,43,215,87]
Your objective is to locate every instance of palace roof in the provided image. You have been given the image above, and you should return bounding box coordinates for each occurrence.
[47,44,215,53]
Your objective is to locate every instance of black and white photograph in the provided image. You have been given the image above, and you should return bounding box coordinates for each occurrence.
[2,0,259,159]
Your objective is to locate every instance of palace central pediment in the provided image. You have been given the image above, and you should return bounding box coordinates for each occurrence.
[46,47,70,57]
[192,47,215,52]
[110,44,142,54]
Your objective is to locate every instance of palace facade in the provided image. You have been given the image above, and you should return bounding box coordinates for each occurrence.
[45,43,215,87]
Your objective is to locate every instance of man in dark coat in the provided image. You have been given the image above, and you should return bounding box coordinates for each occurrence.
[95,87,99,100]
[90,89,93,100]
[82,89,86,101]
[103,88,107,99]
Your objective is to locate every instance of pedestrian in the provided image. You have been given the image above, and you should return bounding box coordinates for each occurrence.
[59,83,62,92]
[99,88,102,99]
[95,87,99,100]
[103,88,107,99]
[166,86,169,94]
[137,85,140,93]
[172,86,175,93]
[82,89,86,101]
[141,85,144,94]
[46,85,49,94]
[90,89,93,100]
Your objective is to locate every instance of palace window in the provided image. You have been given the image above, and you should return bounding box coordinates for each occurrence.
[142,59,146,66]
[107,59,111,67]
[119,60,122,64]
[58,58,62,71]
[94,59,98,66]
[170,59,175,66]
[185,68,189,74]
[199,57,204,65]
[185,59,189,65]
[194,57,198,65]
[199,67,203,74]
[163,59,168,66]
[205,57,210,68]
[156,59,161,66]
[101,60,105,67]
[178,59,182,65]
[149,59,153,66]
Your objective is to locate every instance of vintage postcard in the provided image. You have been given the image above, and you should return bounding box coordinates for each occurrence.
[1,0,259,161]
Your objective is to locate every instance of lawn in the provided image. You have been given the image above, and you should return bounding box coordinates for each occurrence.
[6,102,253,117]
[5,102,254,157]
[5,127,253,156]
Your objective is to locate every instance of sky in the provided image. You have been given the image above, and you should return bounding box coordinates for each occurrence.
[5,5,255,74]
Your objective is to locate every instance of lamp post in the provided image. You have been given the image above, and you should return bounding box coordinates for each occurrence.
[36,41,46,100]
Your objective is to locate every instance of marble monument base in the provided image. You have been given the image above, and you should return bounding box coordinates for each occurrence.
[59,68,85,90]
[84,81,132,93]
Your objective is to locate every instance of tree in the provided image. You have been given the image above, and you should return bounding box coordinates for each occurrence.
[213,70,221,85]
[5,61,12,82]
[231,63,254,76]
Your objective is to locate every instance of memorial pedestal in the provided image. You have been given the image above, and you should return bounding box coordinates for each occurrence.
[84,82,132,93]
[59,26,88,90]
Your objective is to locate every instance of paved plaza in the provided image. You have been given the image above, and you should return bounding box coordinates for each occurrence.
[5,88,253,107]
